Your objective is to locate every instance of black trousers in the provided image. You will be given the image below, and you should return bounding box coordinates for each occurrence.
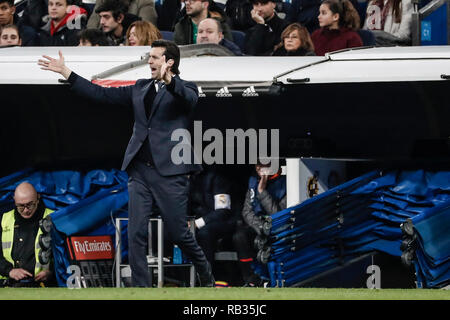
[196,219,236,269]
[127,160,209,287]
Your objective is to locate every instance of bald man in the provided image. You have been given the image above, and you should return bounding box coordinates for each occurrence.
[196,18,243,56]
[0,182,54,287]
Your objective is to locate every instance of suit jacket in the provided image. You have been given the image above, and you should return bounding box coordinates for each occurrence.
[67,72,202,176]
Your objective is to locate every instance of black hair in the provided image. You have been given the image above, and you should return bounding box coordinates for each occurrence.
[250,0,278,4]
[78,28,110,46]
[95,0,128,21]
[151,39,180,75]
[0,0,14,6]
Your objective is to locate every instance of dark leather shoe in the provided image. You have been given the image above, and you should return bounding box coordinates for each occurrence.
[198,262,215,287]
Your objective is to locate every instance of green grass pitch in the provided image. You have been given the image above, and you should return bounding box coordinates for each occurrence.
[0,287,448,300]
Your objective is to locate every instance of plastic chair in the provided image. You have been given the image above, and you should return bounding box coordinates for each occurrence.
[161,31,174,41]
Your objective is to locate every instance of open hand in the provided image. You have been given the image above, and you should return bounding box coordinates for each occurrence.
[38,50,71,79]
[160,54,173,85]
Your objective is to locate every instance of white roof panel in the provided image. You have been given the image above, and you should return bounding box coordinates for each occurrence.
[1,46,450,85]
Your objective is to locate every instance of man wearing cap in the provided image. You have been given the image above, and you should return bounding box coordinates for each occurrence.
[0,182,54,287]
[244,0,289,55]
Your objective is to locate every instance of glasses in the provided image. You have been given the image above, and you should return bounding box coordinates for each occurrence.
[16,200,38,212]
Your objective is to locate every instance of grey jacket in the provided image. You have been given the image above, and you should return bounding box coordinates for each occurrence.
[242,189,287,235]
[87,0,158,29]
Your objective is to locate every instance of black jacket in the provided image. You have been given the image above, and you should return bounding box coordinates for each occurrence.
[286,0,321,33]
[244,14,289,56]
[68,72,202,175]
[39,11,87,46]
[272,46,316,56]
[220,38,243,56]
[189,168,237,226]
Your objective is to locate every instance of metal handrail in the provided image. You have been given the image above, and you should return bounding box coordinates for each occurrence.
[412,0,450,45]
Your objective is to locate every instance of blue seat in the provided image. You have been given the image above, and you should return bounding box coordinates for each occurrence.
[357,29,376,46]
[231,30,246,52]
[161,31,174,41]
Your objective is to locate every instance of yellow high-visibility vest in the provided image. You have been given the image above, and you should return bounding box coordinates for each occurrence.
[0,208,53,279]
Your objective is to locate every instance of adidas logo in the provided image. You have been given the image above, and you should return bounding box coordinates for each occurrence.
[242,86,259,97]
[216,87,232,98]
[198,86,206,98]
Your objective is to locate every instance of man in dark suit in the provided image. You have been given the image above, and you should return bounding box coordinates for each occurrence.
[38,40,215,287]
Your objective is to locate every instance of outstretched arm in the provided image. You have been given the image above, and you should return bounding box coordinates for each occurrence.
[38,51,133,107]
[38,50,72,79]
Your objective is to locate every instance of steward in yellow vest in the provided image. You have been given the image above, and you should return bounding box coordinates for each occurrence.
[0,182,54,287]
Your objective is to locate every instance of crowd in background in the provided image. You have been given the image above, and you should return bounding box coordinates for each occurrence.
[0,0,414,55]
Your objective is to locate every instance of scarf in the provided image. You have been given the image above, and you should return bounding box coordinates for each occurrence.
[50,5,87,36]
[368,0,391,30]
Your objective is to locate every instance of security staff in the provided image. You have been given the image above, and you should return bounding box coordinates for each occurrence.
[0,182,53,287]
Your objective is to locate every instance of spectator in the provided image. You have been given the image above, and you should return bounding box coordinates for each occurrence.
[363,0,413,46]
[96,0,141,46]
[0,182,54,287]
[173,0,233,45]
[157,0,184,31]
[244,0,289,56]
[87,0,158,28]
[20,0,48,31]
[125,20,161,45]
[78,28,110,45]
[311,0,363,56]
[286,0,360,33]
[196,17,243,55]
[0,24,21,46]
[225,0,255,31]
[232,162,286,287]
[272,22,315,56]
[0,0,38,46]
[39,0,88,46]
[189,166,238,278]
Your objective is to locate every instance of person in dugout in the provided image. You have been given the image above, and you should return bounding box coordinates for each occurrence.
[233,161,286,287]
[189,166,238,281]
[0,182,54,287]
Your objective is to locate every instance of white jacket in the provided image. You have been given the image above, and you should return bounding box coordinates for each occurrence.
[363,0,414,41]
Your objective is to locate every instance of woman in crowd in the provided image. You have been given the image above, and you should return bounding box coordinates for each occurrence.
[0,24,22,46]
[363,0,413,45]
[272,22,315,56]
[311,0,363,56]
[125,20,162,46]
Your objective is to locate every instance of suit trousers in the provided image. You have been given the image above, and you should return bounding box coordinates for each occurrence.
[126,159,208,287]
